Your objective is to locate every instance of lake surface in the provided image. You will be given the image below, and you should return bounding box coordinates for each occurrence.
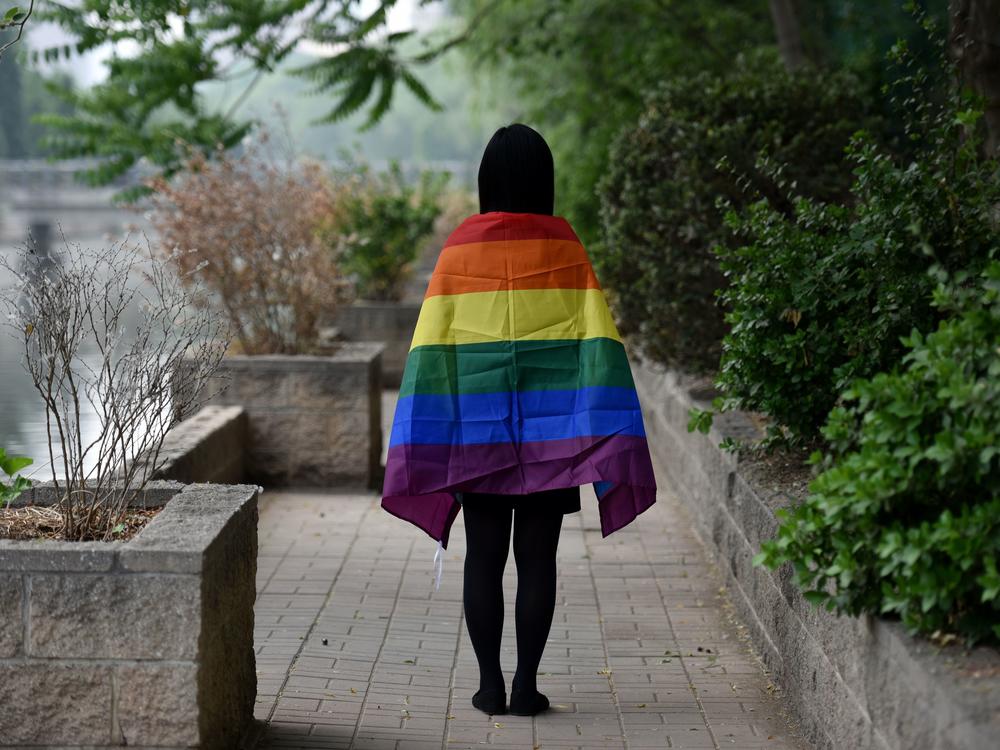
[0,233,149,481]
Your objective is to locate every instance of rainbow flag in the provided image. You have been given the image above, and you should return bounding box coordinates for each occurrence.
[381,212,657,548]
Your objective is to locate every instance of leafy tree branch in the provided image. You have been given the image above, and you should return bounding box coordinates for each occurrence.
[0,0,33,58]
[30,0,482,199]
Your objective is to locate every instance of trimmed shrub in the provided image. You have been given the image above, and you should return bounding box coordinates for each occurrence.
[714,69,1000,441]
[755,262,1000,644]
[329,160,447,302]
[597,50,872,372]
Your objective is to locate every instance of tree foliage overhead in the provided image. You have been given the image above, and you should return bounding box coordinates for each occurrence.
[29,0,775,212]
[32,0,460,201]
[454,0,772,244]
[25,0,998,215]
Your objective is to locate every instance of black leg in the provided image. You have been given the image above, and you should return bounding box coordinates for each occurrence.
[462,494,512,695]
[511,505,563,696]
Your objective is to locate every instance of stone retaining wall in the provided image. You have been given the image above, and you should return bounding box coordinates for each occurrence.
[0,482,259,747]
[633,362,1000,750]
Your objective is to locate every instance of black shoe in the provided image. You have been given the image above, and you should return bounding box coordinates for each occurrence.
[509,688,549,716]
[471,687,507,715]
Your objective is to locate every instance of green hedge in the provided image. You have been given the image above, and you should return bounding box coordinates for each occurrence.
[713,62,1000,442]
[596,51,873,372]
[755,262,1000,644]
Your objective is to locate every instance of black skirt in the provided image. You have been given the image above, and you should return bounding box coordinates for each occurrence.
[460,485,581,514]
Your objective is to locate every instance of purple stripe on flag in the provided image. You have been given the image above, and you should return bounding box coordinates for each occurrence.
[381,434,657,548]
[384,434,655,496]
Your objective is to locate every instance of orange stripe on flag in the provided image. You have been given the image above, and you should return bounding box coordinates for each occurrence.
[425,239,601,298]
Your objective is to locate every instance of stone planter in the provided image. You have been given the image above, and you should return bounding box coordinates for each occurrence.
[0,481,259,747]
[633,362,1000,750]
[177,344,384,488]
[333,300,419,387]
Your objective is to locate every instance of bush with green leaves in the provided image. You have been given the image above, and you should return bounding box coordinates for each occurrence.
[0,448,31,508]
[329,160,447,302]
[597,50,873,372]
[714,58,1000,442]
[755,262,1000,644]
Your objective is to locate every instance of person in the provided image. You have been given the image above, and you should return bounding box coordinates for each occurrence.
[459,124,581,717]
[381,123,657,718]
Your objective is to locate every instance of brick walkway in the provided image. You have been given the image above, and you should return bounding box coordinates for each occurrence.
[252,394,806,750]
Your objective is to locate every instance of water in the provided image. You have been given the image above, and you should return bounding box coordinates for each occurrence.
[0,234,146,481]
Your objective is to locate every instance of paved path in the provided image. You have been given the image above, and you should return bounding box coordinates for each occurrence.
[252,395,806,750]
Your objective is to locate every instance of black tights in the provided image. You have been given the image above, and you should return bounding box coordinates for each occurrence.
[462,496,563,694]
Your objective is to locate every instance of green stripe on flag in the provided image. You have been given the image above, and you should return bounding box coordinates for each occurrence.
[399,337,636,397]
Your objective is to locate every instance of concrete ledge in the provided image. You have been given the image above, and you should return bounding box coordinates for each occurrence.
[151,404,247,484]
[633,361,1000,750]
[14,481,184,509]
[175,344,385,488]
[0,481,259,747]
[332,300,419,387]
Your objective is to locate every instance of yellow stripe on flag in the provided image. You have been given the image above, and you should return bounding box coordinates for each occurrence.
[409,288,622,350]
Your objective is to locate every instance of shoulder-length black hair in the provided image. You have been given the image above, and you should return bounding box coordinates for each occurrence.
[477,123,554,215]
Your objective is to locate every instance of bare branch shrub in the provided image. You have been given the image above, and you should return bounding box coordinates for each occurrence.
[144,133,352,355]
[0,230,230,540]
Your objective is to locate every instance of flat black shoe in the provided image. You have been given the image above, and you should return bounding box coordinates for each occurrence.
[509,688,549,716]
[472,687,507,715]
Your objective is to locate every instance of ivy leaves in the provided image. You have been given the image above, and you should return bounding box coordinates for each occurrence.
[755,263,1000,645]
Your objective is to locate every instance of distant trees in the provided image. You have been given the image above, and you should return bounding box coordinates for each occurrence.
[0,27,26,157]
[0,43,74,159]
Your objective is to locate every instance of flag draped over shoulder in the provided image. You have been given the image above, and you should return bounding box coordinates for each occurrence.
[381,211,657,548]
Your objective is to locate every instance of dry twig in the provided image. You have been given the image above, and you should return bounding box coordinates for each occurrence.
[0,230,230,540]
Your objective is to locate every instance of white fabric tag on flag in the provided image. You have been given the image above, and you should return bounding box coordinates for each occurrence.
[433,539,444,591]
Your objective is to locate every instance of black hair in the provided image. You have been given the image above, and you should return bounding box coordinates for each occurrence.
[477,123,554,215]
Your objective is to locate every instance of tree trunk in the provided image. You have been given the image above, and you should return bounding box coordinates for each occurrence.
[769,0,806,72]
[949,0,1000,156]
